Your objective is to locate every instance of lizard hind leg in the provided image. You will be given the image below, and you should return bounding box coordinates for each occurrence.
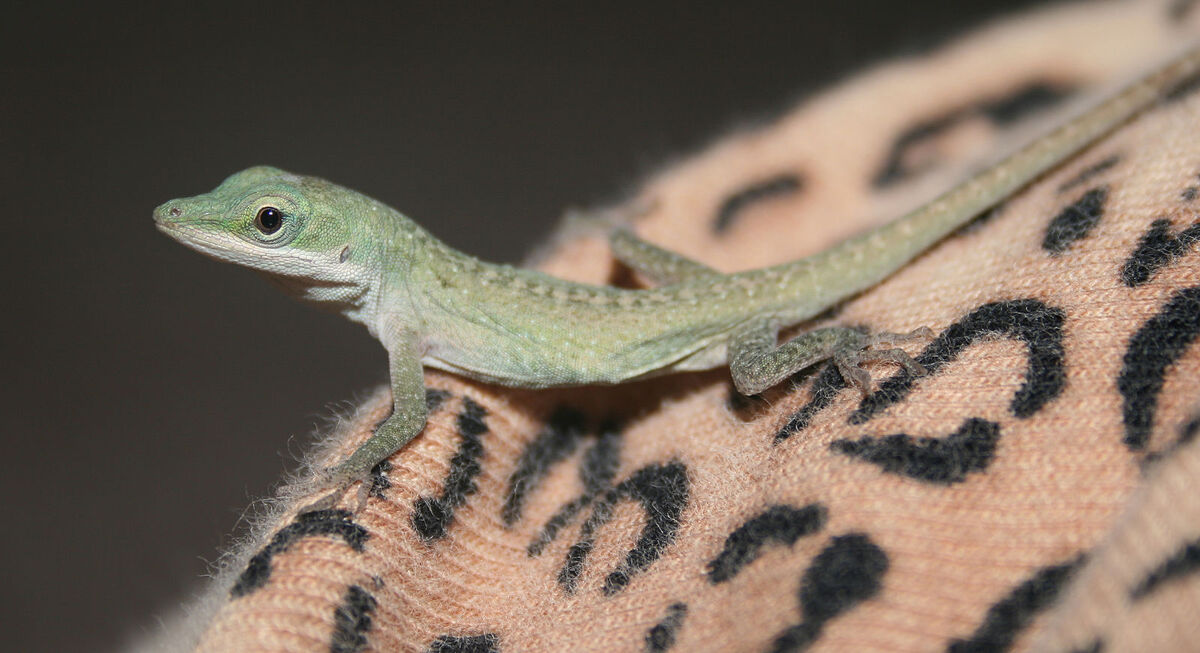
[609,229,720,285]
[729,319,930,396]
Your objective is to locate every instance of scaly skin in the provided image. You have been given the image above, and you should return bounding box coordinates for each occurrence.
[155,44,1200,505]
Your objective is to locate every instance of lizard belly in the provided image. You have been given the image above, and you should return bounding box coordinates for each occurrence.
[416,280,743,388]
[421,320,731,388]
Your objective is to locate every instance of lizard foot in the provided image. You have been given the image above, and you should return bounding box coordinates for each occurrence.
[833,326,932,393]
[299,465,372,514]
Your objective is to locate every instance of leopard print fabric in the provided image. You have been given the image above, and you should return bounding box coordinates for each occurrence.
[138,1,1200,651]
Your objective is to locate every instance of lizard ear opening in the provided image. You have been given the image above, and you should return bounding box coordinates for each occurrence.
[339,245,352,263]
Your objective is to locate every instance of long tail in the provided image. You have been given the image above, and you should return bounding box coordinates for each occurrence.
[770,43,1200,319]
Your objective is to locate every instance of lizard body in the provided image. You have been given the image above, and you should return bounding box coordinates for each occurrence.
[155,45,1200,498]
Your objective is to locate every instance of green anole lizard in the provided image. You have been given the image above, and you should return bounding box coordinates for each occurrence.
[155,46,1200,506]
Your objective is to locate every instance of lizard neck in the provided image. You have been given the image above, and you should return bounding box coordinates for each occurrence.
[262,253,383,334]
[264,194,408,338]
[370,206,448,342]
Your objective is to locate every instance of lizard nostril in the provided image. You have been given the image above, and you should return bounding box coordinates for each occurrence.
[169,206,182,217]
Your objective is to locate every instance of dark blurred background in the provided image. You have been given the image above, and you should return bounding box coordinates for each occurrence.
[2,2,1049,650]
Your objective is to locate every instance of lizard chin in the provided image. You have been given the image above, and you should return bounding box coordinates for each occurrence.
[155,220,299,275]
[155,220,247,264]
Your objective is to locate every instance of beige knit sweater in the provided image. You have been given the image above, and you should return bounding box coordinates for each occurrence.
[137,1,1200,650]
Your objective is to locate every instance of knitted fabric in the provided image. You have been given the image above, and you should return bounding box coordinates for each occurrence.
[139,1,1200,650]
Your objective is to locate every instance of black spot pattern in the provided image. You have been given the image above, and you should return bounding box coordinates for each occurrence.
[770,534,889,653]
[775,364,847,442]
[1057,155,1120,192]
[232,510,368,597]
[412,397,488,541]
[367,459,393,500]
[425,388,452,413]
[330,585,377,653]
[578,420,624,492]
[1130,536,1200,600]
[1120,217,1200,287]
[873,82,1074,188]
[707,504,827,583]
[832,418,1000,484]
[1042,186,1108,255]
[368,389,453,498]
[851,300,1066,425]
[558,462,689,596]
[947,555,1084,653]
[645,602,688,652]
[502,407,588,526]
[526,420,623,556]
[1169,0,1198,22]
[1164,66,1200,103]
[714,174,803,232]
[1118,286,1200,449]
[427,633,500,653]
[985,83,1071,123]
[528,495,591,557]
[776,302,1065,441]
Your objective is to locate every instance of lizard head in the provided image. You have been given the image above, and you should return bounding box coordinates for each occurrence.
[154,166,350,271]
[155,166,387,323]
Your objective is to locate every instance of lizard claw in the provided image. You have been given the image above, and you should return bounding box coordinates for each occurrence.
[300,488,345,514]
[299,464,370,514]
[835,326,933,393]
[865,326,933,348]
[833,354,873,393]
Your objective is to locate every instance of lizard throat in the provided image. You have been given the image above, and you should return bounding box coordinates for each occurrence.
[263,271,379,327]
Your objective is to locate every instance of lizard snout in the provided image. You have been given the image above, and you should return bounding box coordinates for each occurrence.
[153,203,183,222]
[153,202,193,234]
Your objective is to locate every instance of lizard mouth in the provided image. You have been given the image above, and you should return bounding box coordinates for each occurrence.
[153,218,192,244]
[154,218,246,262]
[154,217,200,242]
[153,219,182,236]
[154,215,325,275]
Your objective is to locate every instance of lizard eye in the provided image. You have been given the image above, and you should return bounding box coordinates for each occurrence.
[255,206,284,234]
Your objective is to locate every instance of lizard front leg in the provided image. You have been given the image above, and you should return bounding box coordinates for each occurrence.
[728,318,929,396]
[317,333,428,510]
